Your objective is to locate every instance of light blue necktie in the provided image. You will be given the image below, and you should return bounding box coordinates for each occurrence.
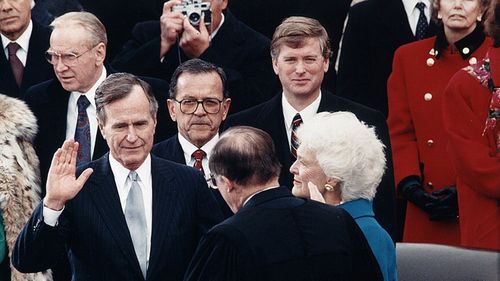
[125,171,147,278]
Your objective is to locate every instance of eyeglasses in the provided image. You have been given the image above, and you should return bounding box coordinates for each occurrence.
[45,45,97,66]
[205,174,218,189]
[173,98,224,114]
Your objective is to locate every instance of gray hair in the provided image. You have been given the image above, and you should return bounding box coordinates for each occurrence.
[50,11,108,48]
[296,111,386,201]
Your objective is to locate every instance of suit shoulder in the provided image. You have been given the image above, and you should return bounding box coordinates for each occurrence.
[326,93,385,119]
[152,135,177,155]
[25,79,56,104]
[132,20,160,35]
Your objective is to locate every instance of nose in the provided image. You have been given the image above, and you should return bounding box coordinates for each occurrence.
[0,0,13,11]
[54,57,69,73]
[193,101,207,116]
[126,126,138,143]
[295,60,306,74]
[290,159,299,175]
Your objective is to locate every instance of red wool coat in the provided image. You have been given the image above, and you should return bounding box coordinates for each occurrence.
[387,32,492,245]
[442,47,500,251]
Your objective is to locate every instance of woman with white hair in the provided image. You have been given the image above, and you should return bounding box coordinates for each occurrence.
[290,111,396,281]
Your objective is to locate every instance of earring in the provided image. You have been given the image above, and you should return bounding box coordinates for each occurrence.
[324,184,335,192]
[477,15,482,21]
[437,14,442,19]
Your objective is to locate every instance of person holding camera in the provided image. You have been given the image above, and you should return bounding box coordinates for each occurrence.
[112,0,279,115]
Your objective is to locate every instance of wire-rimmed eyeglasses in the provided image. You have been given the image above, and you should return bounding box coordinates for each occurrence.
[44,44,98,66]
[173,98,224,114]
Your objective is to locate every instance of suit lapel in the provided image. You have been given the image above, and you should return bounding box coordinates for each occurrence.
[170,135,186,164]
[147,156,177,280]
[21,22,51,96]
[88,155,145,280]
[0,48,19,98]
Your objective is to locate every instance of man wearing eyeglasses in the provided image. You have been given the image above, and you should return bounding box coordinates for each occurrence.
[152,58,232,217]
[24,12,176,197]
[0,0,53,99]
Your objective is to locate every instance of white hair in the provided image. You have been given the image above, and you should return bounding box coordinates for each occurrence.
[296,111,386,201]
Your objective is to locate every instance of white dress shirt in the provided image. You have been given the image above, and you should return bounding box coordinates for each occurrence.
[403,0,431,36]
[282,92,322,147]
[43,153,154,265]
[178,133,219,176]
[1,20,33,66]
[65,67,107,157]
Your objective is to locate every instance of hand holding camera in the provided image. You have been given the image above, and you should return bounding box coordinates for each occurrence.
[160,0,212,58]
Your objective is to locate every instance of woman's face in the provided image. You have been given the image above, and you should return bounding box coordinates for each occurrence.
[439,0,483,33]
[290,148,328,199]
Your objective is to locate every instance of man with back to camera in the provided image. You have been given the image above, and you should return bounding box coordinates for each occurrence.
[183,126,383,281]
[224,16,398,241]
[152,58,233,217]
[12,72,224,281]
[112,0,279,114]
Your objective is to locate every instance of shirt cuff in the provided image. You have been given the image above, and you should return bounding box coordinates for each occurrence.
[43,205,64,227]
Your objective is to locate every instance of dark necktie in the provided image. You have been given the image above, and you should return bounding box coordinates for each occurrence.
[192,149,206,177]
[125,171,148,279]
[74,95,91,166]
[7,42,24,87]
[290,113,303,158]
[415,2,428,40]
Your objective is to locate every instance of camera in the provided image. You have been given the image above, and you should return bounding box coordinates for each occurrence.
[172,0,212,27]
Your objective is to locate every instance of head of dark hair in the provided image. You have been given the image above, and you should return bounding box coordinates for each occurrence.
[95,72,158,123]
[209,126,281,186]
[169,58,228,99]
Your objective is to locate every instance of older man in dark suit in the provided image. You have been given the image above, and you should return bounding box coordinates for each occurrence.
[183,126,383,281]
[152,59,232,217]
[0,0,53,99]
[13,72,223,281]
[112,0,279,114]
[224,16,397,241]
[25,12,176,193]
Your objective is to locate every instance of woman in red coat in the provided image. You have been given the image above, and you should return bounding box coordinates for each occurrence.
[387,0,492,245]
[442,0,500,250]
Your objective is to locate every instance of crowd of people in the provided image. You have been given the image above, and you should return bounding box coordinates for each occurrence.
[0,0,498,280]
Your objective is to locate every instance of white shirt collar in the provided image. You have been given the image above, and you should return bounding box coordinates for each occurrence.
[403,0,431,21]
[109,152,152,195]
[1,20,33,51]
[282,91,322,130]
[178,132,219,166]
[209,13,225,40]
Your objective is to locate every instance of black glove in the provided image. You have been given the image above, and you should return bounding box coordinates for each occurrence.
[427,186,458,221]
[399,183,441,215]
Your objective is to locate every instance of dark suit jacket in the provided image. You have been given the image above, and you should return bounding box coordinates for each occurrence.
[0,20,53,100]
[152,135,234,218]
[112,10,279,114]
[25,68,176,193]
[184,187,383,281]
[224,91,397,241]
[12,154,224,281]
[336,0,437,117]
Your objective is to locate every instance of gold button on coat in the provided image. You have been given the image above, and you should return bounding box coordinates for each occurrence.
[424,93,433,101]
[427,139,434,146]
[469,57,477,65]
[426,58,435,66]
[462,47,470,54]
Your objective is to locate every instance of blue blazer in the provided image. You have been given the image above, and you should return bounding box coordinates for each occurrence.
[12,153,224,281]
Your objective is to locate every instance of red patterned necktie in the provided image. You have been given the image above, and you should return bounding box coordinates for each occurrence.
[7,42,24,87]
[192,149,206,177]
[290,113,303,158]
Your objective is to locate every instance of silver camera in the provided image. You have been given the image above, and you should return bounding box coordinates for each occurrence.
[172,0,212,27]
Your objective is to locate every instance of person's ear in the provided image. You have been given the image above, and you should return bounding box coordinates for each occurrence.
[167,99,177,121]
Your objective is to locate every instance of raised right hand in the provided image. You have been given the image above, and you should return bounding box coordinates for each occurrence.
[43,140,93,211]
